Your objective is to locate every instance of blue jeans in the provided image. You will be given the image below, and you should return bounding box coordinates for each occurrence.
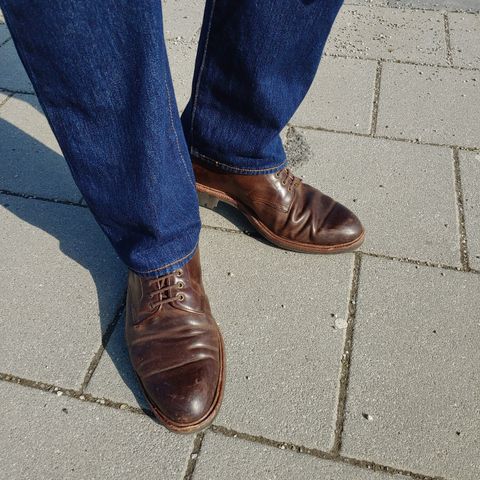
[1,0,343,277]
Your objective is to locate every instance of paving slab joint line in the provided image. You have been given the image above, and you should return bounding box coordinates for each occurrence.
[201,223,480,276]
[0,371,146,416]
[201,222,260,237]
[1,47,478,103]
[0,87,35,96]
[443,13,454,66]
[0,371,452,480]
[1,181,475,278]
[358,250,478,275]
[331,252,362,455]
[370,60,383,136]
[343,2,478,16]
[183,432,205,480]
[323,53,480,74]
[0,89,14,109]
[0,188,87,208]
[209,425,446,480]
[452,147,471,271]
[0,35,11,48]
[80,294,127,393]
[288,123,480,152]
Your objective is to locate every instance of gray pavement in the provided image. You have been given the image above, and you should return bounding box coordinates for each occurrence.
[1,1,479,479]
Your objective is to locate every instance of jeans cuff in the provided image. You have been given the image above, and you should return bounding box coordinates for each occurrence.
[129,238,199,279]
[191,147,287,176]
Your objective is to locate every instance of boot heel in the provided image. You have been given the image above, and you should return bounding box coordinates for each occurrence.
[198,191,219,209]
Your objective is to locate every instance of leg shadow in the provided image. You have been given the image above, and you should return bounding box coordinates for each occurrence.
[0,97,148,412]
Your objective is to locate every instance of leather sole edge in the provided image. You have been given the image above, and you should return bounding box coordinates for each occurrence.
[197,183,365,254]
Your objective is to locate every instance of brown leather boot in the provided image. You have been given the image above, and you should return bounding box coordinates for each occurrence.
[125,249,225,433]
[193,159,365,253]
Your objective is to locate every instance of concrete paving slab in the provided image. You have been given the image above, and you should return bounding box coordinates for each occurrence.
[203,229,353,450]
[341,255,480,480]
[0,195,126,388]
[449,12,480,68]
[326,5,447,65]
[0,381,193,480]
[345,0,480,13]
[0,94,81,201]
[294,129,460,266]
[87,227,353,450]
[199,204,254,233]
[167,40,197,113]
[0,22,9,43]
[377,63,480,148]
[162,0,204,42]
[459,150,480,270]
[385,0,480,12]
[292,56,377,134]
[194,432,410,480]
[0,37,33,93]
[344,0,388,5]
[0,4,478,479]
[86,311,149,410]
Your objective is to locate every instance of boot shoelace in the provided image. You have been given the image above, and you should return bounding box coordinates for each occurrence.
[147,269,185,312]
[275,168,302,192]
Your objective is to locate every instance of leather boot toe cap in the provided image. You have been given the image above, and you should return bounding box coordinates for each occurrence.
[320,202,365,246]
[142,361,222,430]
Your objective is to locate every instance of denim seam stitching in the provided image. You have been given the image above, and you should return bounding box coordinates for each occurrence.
[189,0,217,148]
[193,150,287,173]
[131,239,199,275]
[164,68,195,187]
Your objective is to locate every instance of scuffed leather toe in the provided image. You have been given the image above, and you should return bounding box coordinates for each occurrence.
[142,360,221,427]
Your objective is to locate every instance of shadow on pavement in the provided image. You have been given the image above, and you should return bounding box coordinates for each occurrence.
[0,97,151,411]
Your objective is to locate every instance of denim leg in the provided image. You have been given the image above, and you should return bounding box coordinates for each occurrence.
[0,0,201,277]
[181,0,344,175]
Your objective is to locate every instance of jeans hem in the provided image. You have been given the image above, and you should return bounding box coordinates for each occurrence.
[129,240,199,278]
[191,148,287,175]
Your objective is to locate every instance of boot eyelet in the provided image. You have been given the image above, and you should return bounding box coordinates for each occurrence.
[281,181,287,186]
[177,281,184,289]
[275,172,281,178]
[175,269,183,277]
[177,293,185,302]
